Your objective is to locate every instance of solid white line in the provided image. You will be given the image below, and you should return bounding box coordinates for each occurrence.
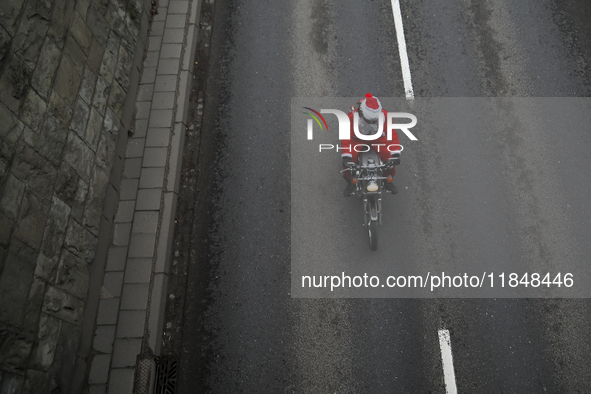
[390,0,414,99]
[438,329,458,394]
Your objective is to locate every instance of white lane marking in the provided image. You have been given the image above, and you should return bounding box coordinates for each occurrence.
[438,329,458,394]
[390,0,414,99]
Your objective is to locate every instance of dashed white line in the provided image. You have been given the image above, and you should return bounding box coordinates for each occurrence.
[390,0,414,99]
[438,329,458,394]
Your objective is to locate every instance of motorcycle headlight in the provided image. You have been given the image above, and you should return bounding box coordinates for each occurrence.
[367,181,378,192]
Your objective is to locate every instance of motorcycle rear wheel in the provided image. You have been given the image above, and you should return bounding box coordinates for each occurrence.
[368,220,378,251]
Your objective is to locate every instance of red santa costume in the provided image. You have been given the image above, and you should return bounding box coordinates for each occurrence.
[341,94,401,182]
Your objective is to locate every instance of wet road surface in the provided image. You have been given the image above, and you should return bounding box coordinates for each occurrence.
[164,0,591,392]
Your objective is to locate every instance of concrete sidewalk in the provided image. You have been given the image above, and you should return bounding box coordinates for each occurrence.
[85,0,202,392]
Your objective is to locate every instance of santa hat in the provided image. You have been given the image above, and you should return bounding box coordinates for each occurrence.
[360,93,382,121]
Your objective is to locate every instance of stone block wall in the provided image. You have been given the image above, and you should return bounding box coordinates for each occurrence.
[0,0,152,392]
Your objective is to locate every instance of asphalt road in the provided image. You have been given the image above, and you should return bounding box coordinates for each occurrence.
[165,0,591,392]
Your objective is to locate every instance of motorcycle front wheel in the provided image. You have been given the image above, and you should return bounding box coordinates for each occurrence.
[368,220,378,251]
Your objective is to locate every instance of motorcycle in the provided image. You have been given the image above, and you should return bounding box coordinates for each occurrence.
[341,150,399,251]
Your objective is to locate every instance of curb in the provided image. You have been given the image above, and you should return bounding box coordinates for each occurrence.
[84,0,203,392]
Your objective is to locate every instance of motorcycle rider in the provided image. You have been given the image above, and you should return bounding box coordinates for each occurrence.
[342,93,401,197]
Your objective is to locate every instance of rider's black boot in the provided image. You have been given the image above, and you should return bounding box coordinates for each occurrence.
[344,181,355,197]
[384,182,398,194]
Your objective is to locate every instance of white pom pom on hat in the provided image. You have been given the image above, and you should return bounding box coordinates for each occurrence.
[360,93,382,121]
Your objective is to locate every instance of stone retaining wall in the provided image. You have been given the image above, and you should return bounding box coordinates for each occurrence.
[0,0,152,392]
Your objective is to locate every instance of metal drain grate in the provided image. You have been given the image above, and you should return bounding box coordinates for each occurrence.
[153,357,177,394]
[135,357,155,394]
